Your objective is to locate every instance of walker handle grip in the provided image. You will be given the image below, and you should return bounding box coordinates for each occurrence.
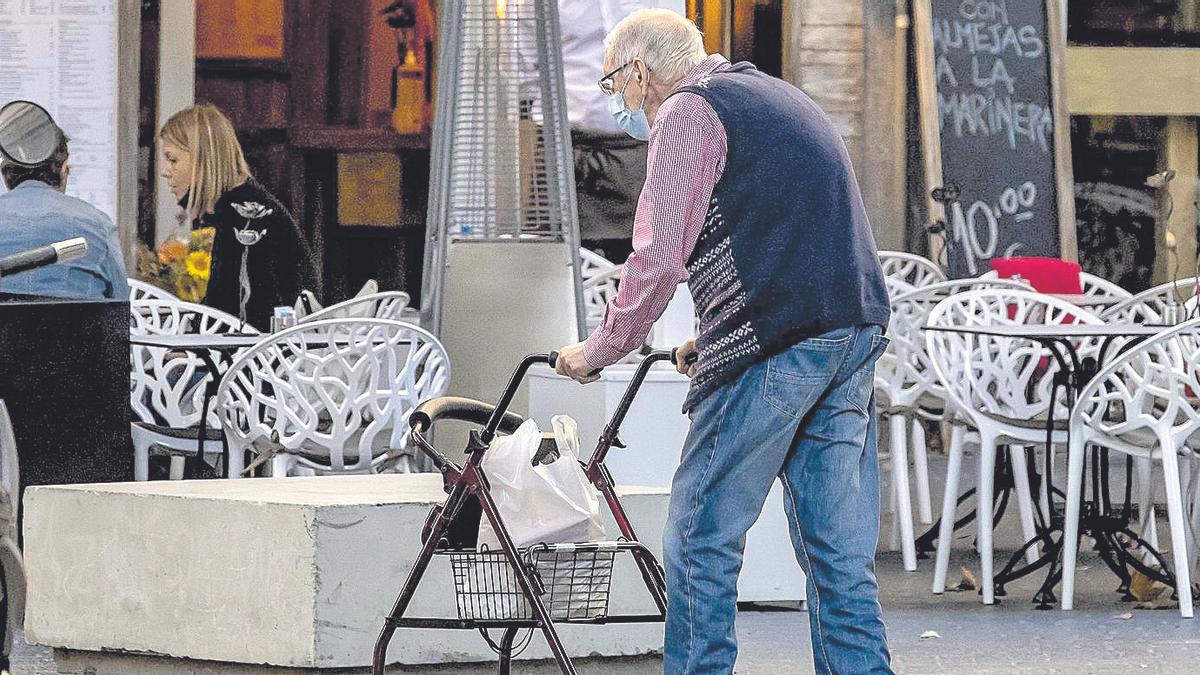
[410,397,524,434]
[547,350,602,378]
[671,348,699,367]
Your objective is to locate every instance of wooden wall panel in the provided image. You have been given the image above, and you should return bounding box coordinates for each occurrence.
[289,0,334,125]
[327,0,367,126]
[337,153,403,226]
[196,0,285,60]
[785,0,867,167]
[861,0,908,251]
[193,0,432,308]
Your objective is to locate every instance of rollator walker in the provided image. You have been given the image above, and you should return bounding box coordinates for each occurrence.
[372,349,692,674]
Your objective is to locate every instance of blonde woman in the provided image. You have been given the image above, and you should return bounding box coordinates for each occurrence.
[159,104,316,330]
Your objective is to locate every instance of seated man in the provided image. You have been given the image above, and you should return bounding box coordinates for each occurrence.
[0,130,128,300]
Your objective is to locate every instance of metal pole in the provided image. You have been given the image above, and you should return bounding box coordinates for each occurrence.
[420,0,466,336]
[534,0,587,340]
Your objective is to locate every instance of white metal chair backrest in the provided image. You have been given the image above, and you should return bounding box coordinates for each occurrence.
[215,319,450,473]
[128,278,178,303]
[883,274,916,300]
[300,291,412,323]
[925,289,1103,426]
[878,251,946,298]
[1072,318,1200,448]
[129,299,257,429]
[579,248,617,281]
[1101,279,1200,323]
[1079,272,1132,301]
[878,278,1032,411]
[583,266,620,332]
[130,298,251,337]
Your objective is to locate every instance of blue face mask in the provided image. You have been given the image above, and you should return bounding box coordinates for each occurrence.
[608,73,649,141]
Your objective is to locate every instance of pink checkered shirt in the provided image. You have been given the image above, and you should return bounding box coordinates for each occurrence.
[582,54,731,369]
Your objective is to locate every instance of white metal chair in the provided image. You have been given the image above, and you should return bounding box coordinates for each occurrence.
[1061,318,1200,618]
[1079,272,1132,301]
[299,291,411,323]
[925,289,1104,604]
[215,319,450,476]
[583,266,621,333]
[579,249,620,331]
[877,277,1031,572]
[129,299,257,480]
[878,251,946,298]
[1101,278,1200,323]
[128,278,178,302]
[579,248,617,279]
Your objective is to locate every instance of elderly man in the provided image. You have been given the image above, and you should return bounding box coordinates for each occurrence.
[0,129,128,301]
[555,9,893,675]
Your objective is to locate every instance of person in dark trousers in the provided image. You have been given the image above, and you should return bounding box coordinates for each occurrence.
[558,0,655,264]
[555,9,894,674]
[159,104,317,331]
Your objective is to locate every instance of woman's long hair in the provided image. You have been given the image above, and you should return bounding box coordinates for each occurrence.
[159,104,251,221]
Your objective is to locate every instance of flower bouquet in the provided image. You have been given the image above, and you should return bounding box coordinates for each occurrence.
[135,227,215,302]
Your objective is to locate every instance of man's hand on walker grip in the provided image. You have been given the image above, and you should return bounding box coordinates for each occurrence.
[555,341,601,384]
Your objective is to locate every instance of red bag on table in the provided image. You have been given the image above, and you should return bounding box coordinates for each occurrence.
[989,257,1082,294]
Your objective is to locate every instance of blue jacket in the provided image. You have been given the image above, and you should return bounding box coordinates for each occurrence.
[0,180,128,300]
[677,63,891,410]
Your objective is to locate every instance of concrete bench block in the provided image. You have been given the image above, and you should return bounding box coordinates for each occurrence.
[23,475,668,670]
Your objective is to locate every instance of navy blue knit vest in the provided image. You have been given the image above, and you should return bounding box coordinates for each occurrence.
[676,62,891,411]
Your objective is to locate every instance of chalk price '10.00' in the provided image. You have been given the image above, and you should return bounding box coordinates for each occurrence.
[949,181,1038,274]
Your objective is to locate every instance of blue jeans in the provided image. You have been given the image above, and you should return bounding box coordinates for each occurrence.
[664,325,892,674]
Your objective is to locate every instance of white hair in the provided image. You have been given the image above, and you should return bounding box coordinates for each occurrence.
[604,9,708,86]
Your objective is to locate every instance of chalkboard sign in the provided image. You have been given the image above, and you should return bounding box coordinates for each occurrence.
[914,0,1077,277]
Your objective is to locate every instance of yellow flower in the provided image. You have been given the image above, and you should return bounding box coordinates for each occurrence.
[190,226,216,251]
[185,251,212,280]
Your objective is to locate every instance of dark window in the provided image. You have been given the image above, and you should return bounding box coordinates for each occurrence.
[1069,0,1200,47]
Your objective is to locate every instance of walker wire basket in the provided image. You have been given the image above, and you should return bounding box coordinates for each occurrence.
[448,541,619,622]
[373,352,678,675]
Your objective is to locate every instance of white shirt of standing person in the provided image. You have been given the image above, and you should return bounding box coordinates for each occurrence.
[558,0,686,132]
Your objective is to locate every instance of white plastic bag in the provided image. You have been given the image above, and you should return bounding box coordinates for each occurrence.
[477,416,607,550]
[293,279,379,318]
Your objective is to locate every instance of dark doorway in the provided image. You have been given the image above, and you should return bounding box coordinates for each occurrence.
[731,0,783,77]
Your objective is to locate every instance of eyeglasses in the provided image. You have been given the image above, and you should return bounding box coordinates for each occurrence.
[597,62,630,96]
[598,61,652,96]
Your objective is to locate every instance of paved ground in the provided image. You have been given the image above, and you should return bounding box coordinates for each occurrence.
[14,452,1200,673]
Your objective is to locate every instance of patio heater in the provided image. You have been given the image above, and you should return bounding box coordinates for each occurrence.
[420,0,586,426]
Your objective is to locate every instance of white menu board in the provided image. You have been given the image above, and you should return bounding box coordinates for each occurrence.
[0,0,119,222]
